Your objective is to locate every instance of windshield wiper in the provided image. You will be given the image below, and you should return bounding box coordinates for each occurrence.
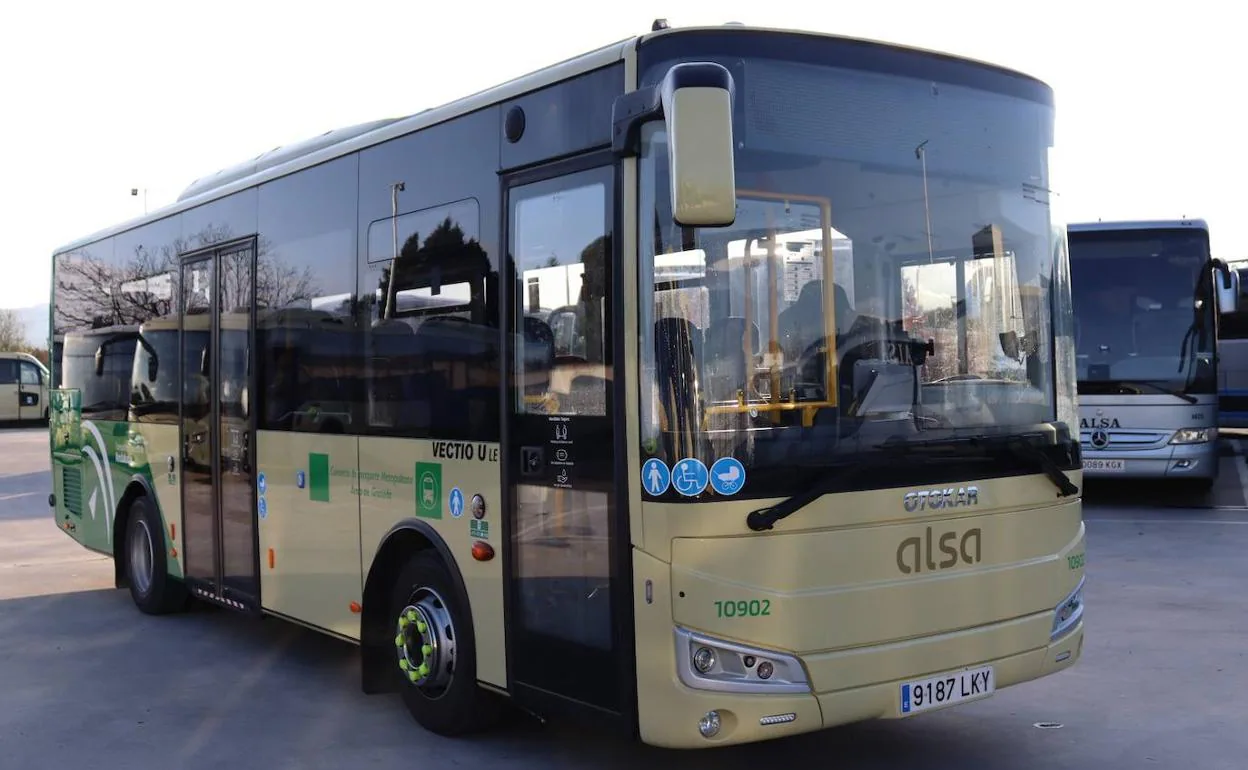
[1002,436,1080,497]
[1131,380,1198,404]
[743,434,1078,532]
[746,442,936,531]
[885,433,1078,498]
[745,458,883,532]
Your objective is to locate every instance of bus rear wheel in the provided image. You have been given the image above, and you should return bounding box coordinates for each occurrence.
[389,549,501,736]
[124,496,187,615]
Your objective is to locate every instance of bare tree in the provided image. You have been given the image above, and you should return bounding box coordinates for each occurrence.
[0,309,26,350]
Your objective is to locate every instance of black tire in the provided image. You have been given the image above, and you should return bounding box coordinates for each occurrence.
[124,496,188,615]
[389,549,501,736]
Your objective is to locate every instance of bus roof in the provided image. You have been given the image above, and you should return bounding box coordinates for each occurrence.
[51,23,1053,257]
[1067,219,1210,234]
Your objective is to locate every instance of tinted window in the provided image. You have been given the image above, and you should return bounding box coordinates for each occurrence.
[129,201,255,423]
[53,237,116,338]
[114,217,182,329]
[363,198,498,440]
[180,190,258,251]
[61,331,137,421]
[0,360,15,385]
[256,156,362,433]
[54,216,184,423]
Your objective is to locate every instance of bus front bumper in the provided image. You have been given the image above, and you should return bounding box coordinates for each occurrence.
[632,548,1084,750]
[636,617,1084,749]
[1080,441,1218,479]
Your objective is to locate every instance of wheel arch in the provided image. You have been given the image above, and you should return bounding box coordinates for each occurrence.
[360,519,473,695]
[112,475,160,590]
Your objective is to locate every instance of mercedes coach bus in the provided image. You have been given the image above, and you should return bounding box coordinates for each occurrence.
[1216,261,1248,429]
[47,21,1086,749]
[1068,219,1239,489]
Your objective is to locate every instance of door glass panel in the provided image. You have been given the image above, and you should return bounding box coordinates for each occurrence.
[19,362,42,417]
[218,245,256,599]
[508,167,619,709]
[181,258,216,584]
[20,362,41,386]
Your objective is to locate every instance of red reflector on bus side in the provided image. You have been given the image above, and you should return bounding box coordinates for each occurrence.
[471,541,494,561]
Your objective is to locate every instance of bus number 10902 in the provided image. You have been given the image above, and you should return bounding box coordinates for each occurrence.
[713,599,771,618]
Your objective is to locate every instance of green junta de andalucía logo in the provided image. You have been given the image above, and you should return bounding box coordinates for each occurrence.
[415,462,442,519]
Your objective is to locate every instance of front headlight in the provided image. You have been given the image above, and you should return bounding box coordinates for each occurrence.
[1051,576,1085,642]
[675,627,810,694]
[1170,427,1216,444]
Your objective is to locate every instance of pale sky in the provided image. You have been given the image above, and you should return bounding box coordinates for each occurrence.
[2,0,1240,311]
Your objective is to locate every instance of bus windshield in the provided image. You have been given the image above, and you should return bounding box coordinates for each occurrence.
[637,54,1068,498]
[1069,227,1216,396]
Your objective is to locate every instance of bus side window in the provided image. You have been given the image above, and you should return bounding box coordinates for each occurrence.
[365,198,497,441]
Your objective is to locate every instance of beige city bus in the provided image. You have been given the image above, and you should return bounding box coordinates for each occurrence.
[49,21,1085,749]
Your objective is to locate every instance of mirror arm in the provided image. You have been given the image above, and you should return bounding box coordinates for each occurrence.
[610,62,736,158]
[611,85,663,158]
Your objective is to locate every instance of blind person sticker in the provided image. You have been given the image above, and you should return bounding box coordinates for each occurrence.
[642,458,670,496]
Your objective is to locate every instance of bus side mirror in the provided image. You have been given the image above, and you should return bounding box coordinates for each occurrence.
[94,347,104,377]
[1216,264,1239,315]
[660,63,737,227]
[611,61,737,228]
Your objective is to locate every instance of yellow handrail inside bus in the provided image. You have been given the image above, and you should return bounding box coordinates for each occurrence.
[729,189,839,423]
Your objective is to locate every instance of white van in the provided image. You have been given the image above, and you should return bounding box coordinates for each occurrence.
[0,351,49,422]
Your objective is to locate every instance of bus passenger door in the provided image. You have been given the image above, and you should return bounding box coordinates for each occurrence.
[503,160,632,724]
[179,241,260,611]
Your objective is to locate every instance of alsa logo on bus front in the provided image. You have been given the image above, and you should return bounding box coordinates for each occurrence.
[1080,417,1121,429]
[896,526,983,575]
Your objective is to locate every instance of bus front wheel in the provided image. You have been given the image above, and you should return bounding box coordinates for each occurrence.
[389,549,501,736]
[123,496,187,615]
